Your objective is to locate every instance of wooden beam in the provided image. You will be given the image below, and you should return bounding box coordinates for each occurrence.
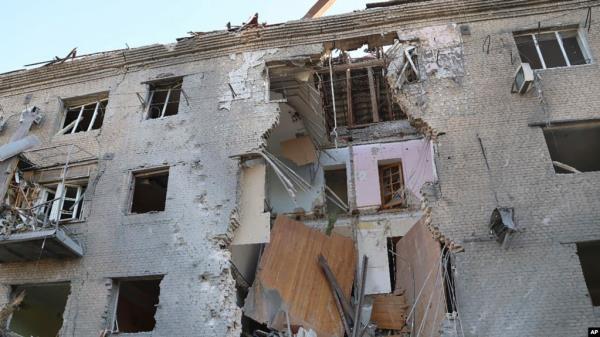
[367,67,380,123]
[346,69,354,127]
[303,0,336,19]
[316,58,386,73]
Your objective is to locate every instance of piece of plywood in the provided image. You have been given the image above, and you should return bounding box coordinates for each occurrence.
[280,136,317,166]
[233,160,270,245]
[396,216,445,337]
[370,294,408,330]
[244,215,356,337]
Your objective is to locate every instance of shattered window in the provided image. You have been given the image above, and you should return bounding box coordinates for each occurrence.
[514,28,590,69]
[542,121,600,173]
[378,162,405,209]
[37,182,86,222]
[146,79,182,119]
[130,168,169,213]
[8,283,71,337]
[112,277,163,333]
[576,241,600,306]
[61,99,107,134]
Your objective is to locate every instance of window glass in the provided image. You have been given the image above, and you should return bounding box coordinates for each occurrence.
[560,30,587,65]
[515,35,543,69]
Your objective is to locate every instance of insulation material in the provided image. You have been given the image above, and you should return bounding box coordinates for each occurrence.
[244,215,356,337]
[353,138,436,208]
[233,160,270,245]
[357,227,391,294]
[280,136,317,166]
[370,293,408,330]
[396,216,445,337]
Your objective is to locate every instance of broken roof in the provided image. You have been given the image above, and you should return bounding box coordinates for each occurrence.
[0,0,594,93]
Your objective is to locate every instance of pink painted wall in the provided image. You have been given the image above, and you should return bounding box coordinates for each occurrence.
[353,138,436,208]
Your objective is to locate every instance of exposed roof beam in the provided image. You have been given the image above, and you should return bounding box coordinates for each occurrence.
[303,0,336,19]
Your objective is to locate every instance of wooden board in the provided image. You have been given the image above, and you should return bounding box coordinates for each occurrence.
[370,293,408,330]
[244,215,356,337]
[395,216,445,337]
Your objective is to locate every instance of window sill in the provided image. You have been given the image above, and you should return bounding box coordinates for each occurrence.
[533,62,594,72]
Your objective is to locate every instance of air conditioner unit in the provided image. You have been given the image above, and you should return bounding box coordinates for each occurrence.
[489,207,517,249]
[511,63,534,94]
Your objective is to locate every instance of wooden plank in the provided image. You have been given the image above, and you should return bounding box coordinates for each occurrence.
[370,293,408,330]
[244,215,356,337]
[396,216,445,337]
[367,67,379,123]
[346,69,354,127]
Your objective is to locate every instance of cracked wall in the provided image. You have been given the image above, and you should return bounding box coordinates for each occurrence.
[383,10,600,337]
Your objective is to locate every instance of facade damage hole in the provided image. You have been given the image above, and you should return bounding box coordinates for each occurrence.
[60,93,108,134]
[111,277,163,333]
[324,167,348,214]
[442,247,457,313]
[386,236,402,292]
[514,28,590,69]
[378,161,405,209]
[130,168,169,213]
[319,65,405,130]
[542,121,600,173]
[146,78,182,119]
[8,282,70,337]
[576,241,600,306]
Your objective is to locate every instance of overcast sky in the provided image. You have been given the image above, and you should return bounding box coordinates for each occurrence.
[0,0,368,74]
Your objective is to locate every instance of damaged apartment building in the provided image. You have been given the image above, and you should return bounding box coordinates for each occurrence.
[0,0,599,336]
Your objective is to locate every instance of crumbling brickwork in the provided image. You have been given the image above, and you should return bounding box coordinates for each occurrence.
[0,1,598,337]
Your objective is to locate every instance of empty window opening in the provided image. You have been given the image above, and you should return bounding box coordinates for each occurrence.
[442,247,457,313]
[112,277,163,333]
[324,168,348,214]
[8,283,70,337]
[387,236,402,292]
[542,121,600,173]
[379,161,405,209]
[514,28,590,70]
[146,79,182,119]
[576,241,600,306]
[130,168,169,213]
[61,95,108,134]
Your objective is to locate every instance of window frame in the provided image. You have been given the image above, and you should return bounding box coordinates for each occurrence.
[514,28,592,70]
[144,80,183,120]
[37,181,86,223]
[378,161,406,209]
[61,99,108,134]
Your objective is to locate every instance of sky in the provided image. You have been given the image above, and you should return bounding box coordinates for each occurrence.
[0,0,368,74]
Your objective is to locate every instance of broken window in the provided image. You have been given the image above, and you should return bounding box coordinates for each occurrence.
[514,28,590,70]
[542,121,600,173]
[8,282,70,337]
[146,79,182,119]
[378,161,405,209]
[324,168,348,214]
[60,95,108,134]
[37,182,87,222]
[111,277,163,333]
[130,168,169,213]
[576,241,600,306]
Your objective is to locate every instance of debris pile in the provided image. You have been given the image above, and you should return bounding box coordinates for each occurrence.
[238,214,454,337]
